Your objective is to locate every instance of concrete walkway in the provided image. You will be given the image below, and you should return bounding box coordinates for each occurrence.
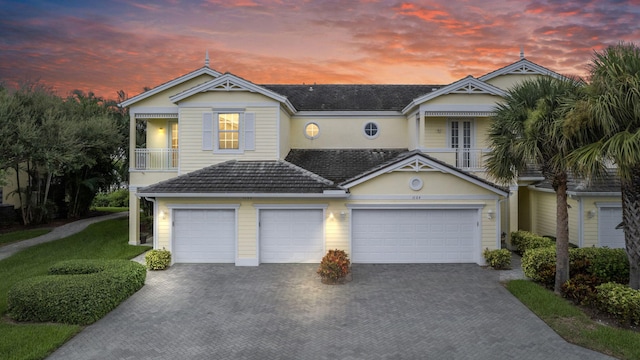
[0,212,129,261]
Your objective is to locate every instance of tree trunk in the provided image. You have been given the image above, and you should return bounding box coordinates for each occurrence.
[554,174,570,294]
[621,166,640,290]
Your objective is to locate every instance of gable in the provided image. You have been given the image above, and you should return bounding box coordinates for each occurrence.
[170,73,296,114]
[341,152,508,197]
[402,76,506,115]
[479,59,565,91]
[120,67,221,107]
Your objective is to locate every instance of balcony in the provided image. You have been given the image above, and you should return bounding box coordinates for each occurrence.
[421,148,490,171]
[134,148,179,170]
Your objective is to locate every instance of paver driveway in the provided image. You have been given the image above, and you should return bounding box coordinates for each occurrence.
[48,264,613,360]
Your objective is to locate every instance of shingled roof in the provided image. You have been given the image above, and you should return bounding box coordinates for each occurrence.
[137,160,342,195]
[285,149,408,183]
[532,169,621,194]
[262,85,441,111]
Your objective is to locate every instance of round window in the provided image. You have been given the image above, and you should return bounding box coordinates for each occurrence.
[409,177,423,191]
[304,122,320,139]
[364,122,379,138]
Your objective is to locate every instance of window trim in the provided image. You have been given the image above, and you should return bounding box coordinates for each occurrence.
[304,122,320,140]
[214,110,244,154]
[363,121,380,139]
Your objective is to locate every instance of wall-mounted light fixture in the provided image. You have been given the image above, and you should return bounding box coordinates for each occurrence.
[340,211,346,220]
[328,212,335,221]
[160,210,166,220]
[487,209,494,220]
[587,209,596,219]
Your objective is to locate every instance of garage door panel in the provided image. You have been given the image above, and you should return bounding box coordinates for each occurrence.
[352,209,477,263]
[260,209,324,263]
[173,209,235,263]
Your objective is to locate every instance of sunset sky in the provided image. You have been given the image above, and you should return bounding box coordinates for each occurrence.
[1,0,640,101]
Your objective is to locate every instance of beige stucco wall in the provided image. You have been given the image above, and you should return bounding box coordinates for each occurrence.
[289,115,408,149]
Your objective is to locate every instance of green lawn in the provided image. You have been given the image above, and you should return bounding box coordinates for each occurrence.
[507,280,640,360]
[0,228,51,246]
[0,217,148,360]
[93,206,129,213]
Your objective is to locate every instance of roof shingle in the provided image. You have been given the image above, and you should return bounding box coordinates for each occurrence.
[262,85,441,111]
[137,160,341,194]
[285,149,408,183]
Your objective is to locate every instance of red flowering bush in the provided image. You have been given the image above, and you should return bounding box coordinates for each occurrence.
[317,249,351,283]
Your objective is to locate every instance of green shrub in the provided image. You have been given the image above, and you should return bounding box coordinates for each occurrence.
[561,274,601,305]
[588,248,629,284]
[523,247,630,291]
[7,259,146,325]
[91,189,129,208]
[145,249,171,270]
[483,248,511,269]
[317,249,351,283]
[510,231,554,255]
[595,282,640,326]
[522,246,557,286]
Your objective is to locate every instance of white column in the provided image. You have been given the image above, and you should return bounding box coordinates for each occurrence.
[128,186,140,245]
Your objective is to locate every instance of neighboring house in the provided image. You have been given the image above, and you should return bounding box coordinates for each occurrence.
[119,55,623,266]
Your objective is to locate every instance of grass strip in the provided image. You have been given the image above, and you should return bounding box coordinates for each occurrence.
[507,280,640,360]
[0,217,147,360]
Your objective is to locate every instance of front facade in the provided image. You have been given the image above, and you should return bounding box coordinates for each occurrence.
[120,56,622,266]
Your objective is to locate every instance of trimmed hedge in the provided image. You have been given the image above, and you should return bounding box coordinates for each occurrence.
[595,282,640,326]
[510,230,554,255]
[145,249,171,270]
[7,259,146,325]
[522,247,629,288]
[483,248,511,269]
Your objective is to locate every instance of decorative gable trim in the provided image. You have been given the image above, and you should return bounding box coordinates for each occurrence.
[341,152,508,196]
[169,73,297,114]
[478,59,565,82]
[401,76,506,114]
[119,67,221,107]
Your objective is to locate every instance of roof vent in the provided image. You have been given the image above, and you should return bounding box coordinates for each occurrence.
[309,86,313,91]
[432,88,438,92]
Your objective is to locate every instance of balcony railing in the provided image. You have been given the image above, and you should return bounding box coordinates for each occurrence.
[421,148,490,171]
[134,148,179,170]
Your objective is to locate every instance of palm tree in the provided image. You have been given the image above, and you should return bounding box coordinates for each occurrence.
[486,76,582,294]
[564,42,640,289]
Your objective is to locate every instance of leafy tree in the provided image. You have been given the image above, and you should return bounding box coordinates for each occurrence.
[63,90,122,217]
[486,76,582,294]
[0,84,124,224]
[565,42,640,289]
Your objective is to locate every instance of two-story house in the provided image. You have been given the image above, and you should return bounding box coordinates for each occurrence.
[119,55,624,266]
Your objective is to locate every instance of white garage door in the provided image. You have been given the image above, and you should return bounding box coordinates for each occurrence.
[260,209,324,263]
[352,209,478,263]
[173,209,235,263]
[598,207,625,248]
